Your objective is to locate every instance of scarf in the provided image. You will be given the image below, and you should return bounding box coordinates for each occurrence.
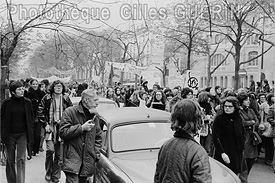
[49,94,63,143]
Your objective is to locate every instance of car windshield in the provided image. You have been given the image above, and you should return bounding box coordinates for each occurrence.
[111,122,173,152]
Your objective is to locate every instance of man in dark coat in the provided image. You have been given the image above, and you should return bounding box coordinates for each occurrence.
[59,89,102,183]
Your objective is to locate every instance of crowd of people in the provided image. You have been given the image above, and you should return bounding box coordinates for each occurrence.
[1,77,275,183]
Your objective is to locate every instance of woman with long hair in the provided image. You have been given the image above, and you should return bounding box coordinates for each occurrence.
[154,99,212,183]
[25,79,43,158]
[147,90,166,110]
[197,91,216,155]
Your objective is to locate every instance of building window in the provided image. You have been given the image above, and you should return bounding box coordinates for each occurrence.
[248,51,258,66]
[211,54,226,67]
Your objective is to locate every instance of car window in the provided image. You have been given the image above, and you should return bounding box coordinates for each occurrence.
[111,122,173,152]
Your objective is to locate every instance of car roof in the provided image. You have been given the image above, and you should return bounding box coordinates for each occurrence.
[70,97,116,104]
[99,107,171,126]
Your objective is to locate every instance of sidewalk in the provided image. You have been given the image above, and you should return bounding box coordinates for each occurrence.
[0,148,66,183]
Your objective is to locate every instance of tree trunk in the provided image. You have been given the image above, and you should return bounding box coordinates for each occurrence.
[187,48,191,70]
[234,46,241,91]
[1,61,9,105]
[120,71,124,84]
[162,73,166,87]
[207,54,211,87]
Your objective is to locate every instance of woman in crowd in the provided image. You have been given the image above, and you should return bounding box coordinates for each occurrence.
[1,80,34,183]
[237,92,259,181]
[262,79,270,93]
[127,90,141,107]
[154,99,212,183]
[37,80,72,183]
[147,90,166,110]
[164,91,174,111]
[114,87,125,107]
[212,96,245,176]
[198,91,216,155]
[181,87,193,99]
[249,80,256,93]
[105,87,119,106]
[256,82,262,95]
[38,82,47,152]
[25,79,43,159]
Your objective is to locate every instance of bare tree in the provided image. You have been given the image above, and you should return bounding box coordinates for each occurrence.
[0,0,109,102]
[204,0,274,90]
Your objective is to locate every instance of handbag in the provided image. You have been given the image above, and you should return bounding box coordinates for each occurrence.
[252,125,262,146]
[262,122,274,137]
[259,110,274,137]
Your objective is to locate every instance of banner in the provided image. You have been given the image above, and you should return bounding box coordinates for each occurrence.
[106,62,149,76]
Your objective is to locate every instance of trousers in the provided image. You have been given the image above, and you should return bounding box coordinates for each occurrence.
[5,133,27,183]
[45,140,61,181]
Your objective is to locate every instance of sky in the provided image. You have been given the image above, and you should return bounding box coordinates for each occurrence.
[1,0,173,74]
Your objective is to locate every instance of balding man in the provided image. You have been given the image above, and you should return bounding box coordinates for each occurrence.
[59,89,102,183]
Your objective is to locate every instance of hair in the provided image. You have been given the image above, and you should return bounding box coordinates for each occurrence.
[215,86,221,92]
[263,79,269,84]
[258,92,266,99]
[81,89,98,100]
[221,96,240,114]
[170,99,203,134]
[114,87,121,96]
[49,80,66,95]
[267,93,274,106]
[181,87,193,99]
[237,92,249,105]
[256,81,261,87]
[163,88,172,95]
[82,82,88,89]
[197,91,211,104]
[165,91,174,99]
[204,87,212,92]
[29,78,38,85]
[9,80,23,97]
[41,79,50,86]
[38,82,46,90]
[221,88,237,99]
[138,90,147,99]
[106,88,115,99]
[153,84,160,90]
[152,90,166,104]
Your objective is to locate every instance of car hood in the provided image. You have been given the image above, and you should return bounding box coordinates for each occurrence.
[111,150,158,183]
[110,151,240,183]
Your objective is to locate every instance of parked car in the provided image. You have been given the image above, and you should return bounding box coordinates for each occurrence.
[70,97,118,111]
[90,107,241,183]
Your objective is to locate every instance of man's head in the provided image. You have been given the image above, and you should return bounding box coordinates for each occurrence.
[81,89,99,114]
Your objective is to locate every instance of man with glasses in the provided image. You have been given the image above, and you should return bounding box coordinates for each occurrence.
[37,80,72,183]
[59,89,102,183]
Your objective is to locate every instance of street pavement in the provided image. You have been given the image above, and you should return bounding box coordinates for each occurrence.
[0,149,274,183]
